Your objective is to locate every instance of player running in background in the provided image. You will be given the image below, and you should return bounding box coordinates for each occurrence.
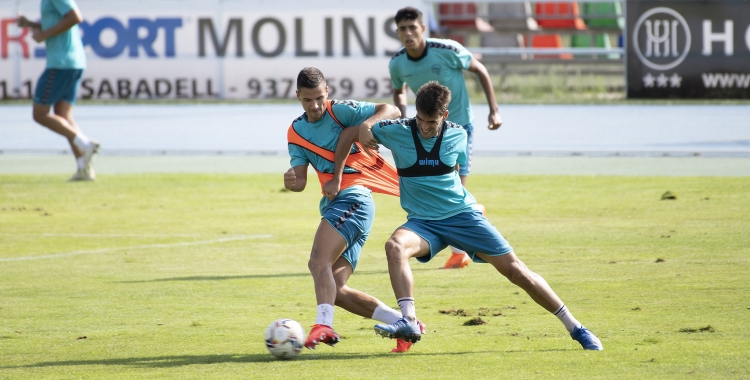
[388,6,501,269]
[337,81,603,351]
[17,0,99,181]
[284,67,423,353]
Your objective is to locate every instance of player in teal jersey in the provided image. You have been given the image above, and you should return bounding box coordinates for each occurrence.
[333,81,603,351]
[17,0,99,181]
[388,6,501,268]
[284,67,426,352]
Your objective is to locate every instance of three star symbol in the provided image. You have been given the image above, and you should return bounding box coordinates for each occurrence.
[643,73,682,88]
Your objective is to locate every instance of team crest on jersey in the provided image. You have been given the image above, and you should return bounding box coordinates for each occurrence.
[445,142,456,153]
[431,64,442,75]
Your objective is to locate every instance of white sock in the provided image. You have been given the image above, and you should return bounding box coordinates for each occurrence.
[315,303,334,327]
[73,134,91,150]
[76,157,85,170]
[554,304,582,333]
[450,246,466,255]
[372,303,401,324]
[397,297,416,322]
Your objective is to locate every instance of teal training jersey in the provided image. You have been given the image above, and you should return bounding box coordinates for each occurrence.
[389,38,473,126]
[41,0,86,69]
[288,99,376,214]
[371,118,476,220]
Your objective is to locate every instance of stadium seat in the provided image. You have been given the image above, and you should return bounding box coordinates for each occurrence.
[581,2,624,30]
[487,2,538,31]
[534,2,586,30]
[531,34,572,59]
[571,33,619,59]
[438,2,493,31]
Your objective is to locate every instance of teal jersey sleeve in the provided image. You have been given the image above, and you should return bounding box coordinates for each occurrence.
[288,143,309,168]
[49,0,76,15]
[389,55,405,90]
[444,39,473,71]
[330,100,376,128]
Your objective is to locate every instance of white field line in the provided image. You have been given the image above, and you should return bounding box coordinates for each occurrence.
[0,235,272,262]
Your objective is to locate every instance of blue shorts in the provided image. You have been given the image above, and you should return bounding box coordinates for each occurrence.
[33,69,83,106]
[321,191,375,271]
[459,123,473,176]
[401,209,513,264]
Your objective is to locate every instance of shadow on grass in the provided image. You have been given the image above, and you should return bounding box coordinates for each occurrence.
[6,349,494,369]
[120,268,439,283]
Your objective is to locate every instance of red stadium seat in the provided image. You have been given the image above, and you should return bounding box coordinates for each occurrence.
[531,34,573,59]
[439,3,479,29]
[534,2,586,30]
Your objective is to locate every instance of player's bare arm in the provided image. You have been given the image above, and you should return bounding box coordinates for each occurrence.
[392,85,409,118]
[28,9,83,43]
[16,13,41,29]
[359,103,399,155]
[468,57,503,130]
[284,165,308,192]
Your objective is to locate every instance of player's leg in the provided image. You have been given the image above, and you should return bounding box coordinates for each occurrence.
[330,239,424,353]
[444,209,602,350]
[305,219,347,349]
[477,251,603,350]
[443,123,475,269]
[54,101,95,181]
[32,69,98,179]
[307,193,377,349]
[374,226,434,343]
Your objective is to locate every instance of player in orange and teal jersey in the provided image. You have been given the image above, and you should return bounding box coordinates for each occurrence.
[284,67,423,352]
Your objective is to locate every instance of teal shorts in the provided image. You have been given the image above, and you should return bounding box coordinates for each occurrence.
[34,69,83,106]
[402,209,513,264]
[321,191,375,271]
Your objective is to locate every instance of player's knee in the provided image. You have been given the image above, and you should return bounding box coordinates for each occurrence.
[334,284,350,300]
[384,237,406,259]
[32,108,47,124]
[307,256,329,275]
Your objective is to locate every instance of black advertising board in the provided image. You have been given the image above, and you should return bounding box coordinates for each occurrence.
[627,0,750,98]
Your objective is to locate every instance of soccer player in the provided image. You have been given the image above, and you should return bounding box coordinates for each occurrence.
[388,6,502,269]
[335,81,603,350]
[285,67,424,352]
[17,0,99,181]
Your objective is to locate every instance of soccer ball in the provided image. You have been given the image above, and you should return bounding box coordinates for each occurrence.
[265,319,305,359]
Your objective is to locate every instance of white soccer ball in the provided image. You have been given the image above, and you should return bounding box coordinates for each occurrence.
[265,319,305,359]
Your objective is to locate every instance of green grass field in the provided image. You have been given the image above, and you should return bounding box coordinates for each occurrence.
[1,173,749,379]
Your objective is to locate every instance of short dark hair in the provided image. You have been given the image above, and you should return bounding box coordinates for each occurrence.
[297,67,326,90]
[395,6,423,24]
[415,81,451,117]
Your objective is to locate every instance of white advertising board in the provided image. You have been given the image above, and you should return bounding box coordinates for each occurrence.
[1,0,423,100]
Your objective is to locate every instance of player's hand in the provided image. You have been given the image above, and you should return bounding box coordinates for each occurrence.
[283,168,297,190]
[359,127,380,156]
[322,178,341,201]
[488,111,503,130]
[16,14,32,28]
[31,28,46,43]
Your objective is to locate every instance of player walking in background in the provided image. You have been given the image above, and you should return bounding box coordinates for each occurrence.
[389,6,501,269]
[339,81,603,351]
[284,67,423,353]
[17,0,99,181]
